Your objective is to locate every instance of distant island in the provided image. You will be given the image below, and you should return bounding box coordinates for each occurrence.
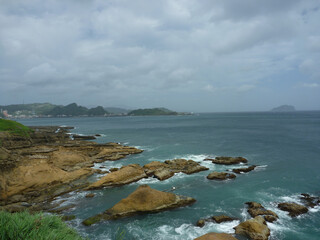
[271,105,296,112]
[0,103,187,118]
[128,108,178,116]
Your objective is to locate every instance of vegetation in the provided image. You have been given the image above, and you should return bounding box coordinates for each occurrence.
[128,108,178,116]
[0,103,57,116]
[0,211,84,240]
[0,119,32,137]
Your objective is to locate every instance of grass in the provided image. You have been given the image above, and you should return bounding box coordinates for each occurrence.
[0,211,85,240]
[0,119,32,137]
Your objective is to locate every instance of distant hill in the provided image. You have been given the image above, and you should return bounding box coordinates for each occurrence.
[128,108,178,116]
[0,103,57,115]
[104,107,129,114]
[48,103,108,117]
[271,105,296,112]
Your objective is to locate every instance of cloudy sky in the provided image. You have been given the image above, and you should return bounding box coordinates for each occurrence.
[1,0,319,112]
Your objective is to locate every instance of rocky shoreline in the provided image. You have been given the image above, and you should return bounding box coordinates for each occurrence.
[1,125,319,240]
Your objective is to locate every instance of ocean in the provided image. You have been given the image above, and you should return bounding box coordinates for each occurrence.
[18,112,320,240]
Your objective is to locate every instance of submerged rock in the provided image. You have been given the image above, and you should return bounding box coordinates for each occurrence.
[205,157,248,165]
[246,202,278,223]
[196,215,237,227]
[300,193,320,208]
[194,232,238,240]
[234,216,270,240]
[87,164,147,189]
[277,202,308,217]
[85,193,95,198]
[82,185,196,226]
[207,172,236,180]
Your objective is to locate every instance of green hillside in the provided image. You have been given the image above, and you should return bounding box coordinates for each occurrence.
[0,119,32,136]
[128,108,178,116]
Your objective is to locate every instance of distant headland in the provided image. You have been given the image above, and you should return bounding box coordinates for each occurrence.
[271,105,296,112]
[0,103,190,118]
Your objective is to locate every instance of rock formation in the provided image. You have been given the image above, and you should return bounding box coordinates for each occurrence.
[82,185,196,226]
[194,232,238,240]
[232,165,256,174]
[277,202,308,217]
[207,172,236,180]
[234,216,270,240]
[246,202,278,223]
[205,157,248,165]
[87,164,147,189]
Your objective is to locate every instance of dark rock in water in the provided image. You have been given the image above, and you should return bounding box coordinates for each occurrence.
[72,134,96,140]
[245,202,278,223]
[48,204,76,214]
[277,202,308,217]
[85,193,95,198]
[300,193,320,208]
[205,157,248,165]
[109,168,119,172]
[95,134,101,137]
[232,165,256,174]
[212,215,237,223]
[82,185,196,226]
[196,215,236,227]
[207,172,236,180]
[195,232,238,240]
[196,219,206,227]
[234,216,270,240]
[61,215,76,221]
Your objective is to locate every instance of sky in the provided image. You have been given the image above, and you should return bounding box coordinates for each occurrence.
[0,0,320,112]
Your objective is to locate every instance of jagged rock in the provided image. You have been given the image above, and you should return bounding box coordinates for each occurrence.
[87,164,147,189]
[212,215,237,223]
[232,165,256,174]
[195,232,238,240]
[277,202,308,217]
[154,169,175,181]
[234,216,270,240]
[196,219,206,227]
[205,156,248,165]
[300,193,320,208]
[207,172,236,180]
[143,159,208,181]
[82,185,196,226]
[164,159,209,174]
[246,202,278,222]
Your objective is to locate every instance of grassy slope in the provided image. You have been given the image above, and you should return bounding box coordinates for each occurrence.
[0,119,32,137]
[0,211,84,240]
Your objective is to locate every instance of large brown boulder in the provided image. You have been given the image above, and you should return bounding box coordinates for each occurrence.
[205,157,248,165]
[246,202,278,223]
[207,172,236,180]
[277,202,308,217]
[87,164,147,189]
[82,185,196,225]
[195,232,238,240]
[234,216,270,240]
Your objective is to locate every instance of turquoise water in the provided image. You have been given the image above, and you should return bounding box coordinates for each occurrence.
[18,112,320,240]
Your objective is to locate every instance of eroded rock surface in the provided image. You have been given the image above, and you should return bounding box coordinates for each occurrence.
[277,202,308,217]
[232,165,256,174]
[194,232,238,240]
[246,202,278,223]
[87,164,147,189]
[82,185,196,225]
[234,216,270,240]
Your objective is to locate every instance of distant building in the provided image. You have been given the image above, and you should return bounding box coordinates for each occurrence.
[3,110,9,118]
